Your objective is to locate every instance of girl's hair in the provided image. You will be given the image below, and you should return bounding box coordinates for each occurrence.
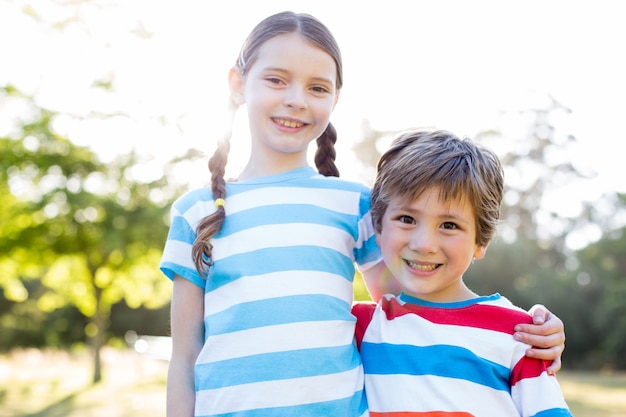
[370,130,504,247]
[192,11,344,276]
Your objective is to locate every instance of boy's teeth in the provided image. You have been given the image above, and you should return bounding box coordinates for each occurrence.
[407,261,438,271]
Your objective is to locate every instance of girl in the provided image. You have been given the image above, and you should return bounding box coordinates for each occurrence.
[159,11,565,417]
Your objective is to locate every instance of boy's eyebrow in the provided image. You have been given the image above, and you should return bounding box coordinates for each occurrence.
[440,212,473,225]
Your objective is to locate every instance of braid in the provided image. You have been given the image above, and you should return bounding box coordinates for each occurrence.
[191,136,230,277]
[314,122,340,177]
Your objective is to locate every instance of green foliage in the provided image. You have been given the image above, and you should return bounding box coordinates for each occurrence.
[0,281,87,350]
[0,91,172,311]
[575,220,626,369]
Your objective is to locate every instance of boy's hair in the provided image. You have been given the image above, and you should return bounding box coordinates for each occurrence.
[370,130,504,247]
[192,11,343,276]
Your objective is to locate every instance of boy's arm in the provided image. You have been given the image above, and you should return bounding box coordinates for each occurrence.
[514,305,565,374]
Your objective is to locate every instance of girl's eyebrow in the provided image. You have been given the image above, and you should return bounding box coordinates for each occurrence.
[260,66,288,73]
[260,67,334,85]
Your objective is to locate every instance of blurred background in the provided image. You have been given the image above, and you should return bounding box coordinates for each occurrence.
[1,0,625,416]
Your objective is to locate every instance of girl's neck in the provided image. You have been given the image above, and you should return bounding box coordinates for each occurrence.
[237,153,310,181]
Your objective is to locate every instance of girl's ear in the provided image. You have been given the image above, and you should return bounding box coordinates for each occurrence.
[228,67,245,106]
[332,89,340,110]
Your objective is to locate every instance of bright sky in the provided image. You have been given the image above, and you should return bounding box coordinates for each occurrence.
[1,0,625,247]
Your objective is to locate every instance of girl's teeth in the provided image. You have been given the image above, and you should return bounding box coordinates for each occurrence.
[276,119,303,128]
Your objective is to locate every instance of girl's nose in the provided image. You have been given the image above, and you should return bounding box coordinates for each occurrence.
[284,86,306,110]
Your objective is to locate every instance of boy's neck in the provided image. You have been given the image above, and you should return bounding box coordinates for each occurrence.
[400,285,479,304]
[399,291,491,308]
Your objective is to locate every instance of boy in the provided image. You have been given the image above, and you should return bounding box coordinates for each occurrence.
[353,130,572,416]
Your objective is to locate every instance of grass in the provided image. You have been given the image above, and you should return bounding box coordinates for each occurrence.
[0,348,167,417]
[559,370,626,416]
[1,348,625,416]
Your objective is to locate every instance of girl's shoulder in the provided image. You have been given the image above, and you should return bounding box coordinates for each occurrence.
[304,171,371,194]
[171,186,214,215]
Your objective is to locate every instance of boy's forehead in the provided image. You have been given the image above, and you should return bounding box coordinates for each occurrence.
[392,185,470,207]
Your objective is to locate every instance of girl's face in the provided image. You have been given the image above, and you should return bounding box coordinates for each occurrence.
[376,187,486,303]
[231,32,339,172]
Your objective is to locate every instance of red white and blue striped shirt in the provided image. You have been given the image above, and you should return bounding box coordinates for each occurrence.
[353,293,572,417]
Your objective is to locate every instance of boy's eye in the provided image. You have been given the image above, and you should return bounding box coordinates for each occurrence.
[442,221,458,230]
[398,215,415,225]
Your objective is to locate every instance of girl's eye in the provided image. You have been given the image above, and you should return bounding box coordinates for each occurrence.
[398,215,415,225]
[442,221,458,230]
[311,86,330,94]
[266,77,283,85]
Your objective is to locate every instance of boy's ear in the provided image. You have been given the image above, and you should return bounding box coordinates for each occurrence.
[474,245,488,260]
[228,67,245,106]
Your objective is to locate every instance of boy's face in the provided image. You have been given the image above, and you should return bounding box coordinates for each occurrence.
[376,186,487,303]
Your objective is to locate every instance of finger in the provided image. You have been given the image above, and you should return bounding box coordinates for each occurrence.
[532,307,547,325]
[514,331,565,349]
[515,313,564,338]
[524,343,564,361]
[514,323,550,337]
[528,303,547,315]
[546,357,562,375]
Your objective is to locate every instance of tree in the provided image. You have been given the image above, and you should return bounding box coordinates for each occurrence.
[476,95,598,255]
[0,86,182,382]
[574,197,626,369]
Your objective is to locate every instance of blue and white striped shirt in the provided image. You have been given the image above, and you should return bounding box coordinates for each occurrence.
[160,167,380,417]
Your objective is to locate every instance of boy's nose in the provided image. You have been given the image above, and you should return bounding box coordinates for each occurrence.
[408,228,438,255]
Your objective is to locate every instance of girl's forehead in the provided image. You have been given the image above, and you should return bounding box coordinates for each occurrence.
[262,33,322,54]
[254,33,335,67]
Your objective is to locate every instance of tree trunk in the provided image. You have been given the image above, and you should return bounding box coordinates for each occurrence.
[91,286,104,383]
